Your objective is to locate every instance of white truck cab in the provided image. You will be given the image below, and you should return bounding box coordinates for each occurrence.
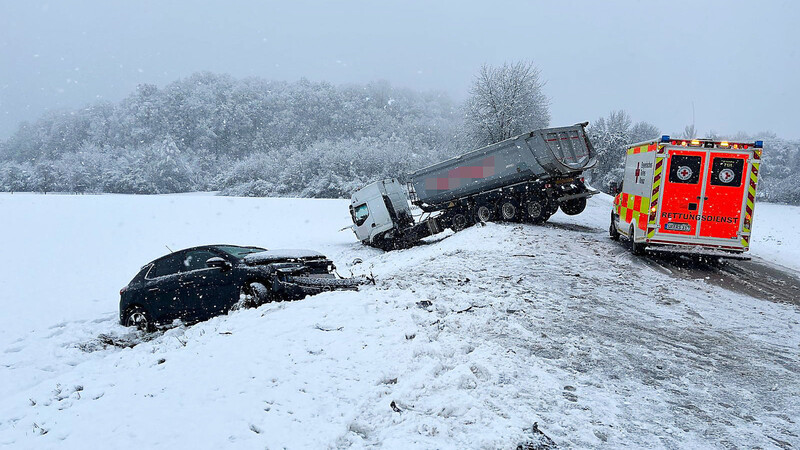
[349,179,414,244]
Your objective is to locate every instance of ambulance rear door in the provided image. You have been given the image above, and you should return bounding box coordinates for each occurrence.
[658,148,707,236]
[697,151,750,241]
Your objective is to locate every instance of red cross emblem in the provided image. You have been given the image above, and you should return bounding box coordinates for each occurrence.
[676,166,693,181]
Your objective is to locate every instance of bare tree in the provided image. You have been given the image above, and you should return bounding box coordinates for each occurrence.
[682,124,697,139]
[464,61,550,146]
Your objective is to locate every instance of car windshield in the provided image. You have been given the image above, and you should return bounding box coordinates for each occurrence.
[213,245,266,258]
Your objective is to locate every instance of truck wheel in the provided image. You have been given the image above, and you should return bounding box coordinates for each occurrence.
[499,201,518,221]
[524,198,545,223]
[451,213,469,232]
[560,197,587,216]
[629,225,645,256]
[609,214,620,241]
[476,205,493,223]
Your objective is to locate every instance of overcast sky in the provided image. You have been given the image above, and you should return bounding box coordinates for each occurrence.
[1,0,798,140]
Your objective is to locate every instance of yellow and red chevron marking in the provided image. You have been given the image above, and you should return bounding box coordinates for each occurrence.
[618,192,651,231]
[741,163,760,247]
[626,142,658,155]
[647,157,665,238]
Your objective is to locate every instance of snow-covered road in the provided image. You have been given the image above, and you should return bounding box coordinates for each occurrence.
[1,193,798,448]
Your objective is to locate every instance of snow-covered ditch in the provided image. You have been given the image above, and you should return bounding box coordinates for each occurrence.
[0,193,798,448]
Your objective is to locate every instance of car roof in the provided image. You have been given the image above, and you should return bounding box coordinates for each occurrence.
[145,244,265,266]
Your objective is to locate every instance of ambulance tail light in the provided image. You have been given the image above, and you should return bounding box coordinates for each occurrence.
[754,148,762,159]
[720,141,729,147]
[681,141,688,146]
[690,140,701,146]
[650,206,657,213]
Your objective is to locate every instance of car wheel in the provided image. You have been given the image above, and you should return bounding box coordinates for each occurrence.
[124,306,154,332]
[610,214,620,241]
[236,282,272,309]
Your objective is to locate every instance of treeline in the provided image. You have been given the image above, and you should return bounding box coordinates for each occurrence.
[1,69,798,204]
[0,72,459,196]
[585,110,800,205]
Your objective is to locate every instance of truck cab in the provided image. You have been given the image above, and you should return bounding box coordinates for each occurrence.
[349,179,414,245]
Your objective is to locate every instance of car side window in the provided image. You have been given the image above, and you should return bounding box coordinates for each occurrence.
[182,250,221,272]
[148,254,183,278]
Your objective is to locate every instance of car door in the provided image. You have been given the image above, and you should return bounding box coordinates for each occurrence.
[143,253,188,323]
[178,250,238,321]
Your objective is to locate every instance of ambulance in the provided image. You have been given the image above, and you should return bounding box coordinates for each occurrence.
[610,136,763,258]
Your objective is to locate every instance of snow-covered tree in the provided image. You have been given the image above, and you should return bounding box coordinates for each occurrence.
[588,110,659,191]
[463,61,550,146]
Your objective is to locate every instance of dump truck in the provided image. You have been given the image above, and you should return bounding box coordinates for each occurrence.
[347,123,598,249]
[609,136,763,259]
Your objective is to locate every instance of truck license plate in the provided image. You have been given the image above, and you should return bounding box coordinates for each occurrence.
[665,222,691,232]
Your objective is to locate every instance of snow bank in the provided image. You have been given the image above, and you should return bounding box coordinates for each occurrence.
[0,192,798,448]
[749,201,800,273]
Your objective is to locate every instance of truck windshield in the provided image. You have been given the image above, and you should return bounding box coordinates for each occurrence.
[353,204,369,226]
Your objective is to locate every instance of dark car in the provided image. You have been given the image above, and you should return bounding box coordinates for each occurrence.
[120,245,364,331]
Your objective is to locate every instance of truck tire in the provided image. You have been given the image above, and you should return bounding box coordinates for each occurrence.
[475,205,493,223]
[524,198,545,224]
[499,200,518,221]
[451,213,469,232]
[609,214,620,241]
[629,224,645,256]
[560,197,587,216]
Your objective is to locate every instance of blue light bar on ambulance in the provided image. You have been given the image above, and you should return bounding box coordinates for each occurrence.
[660,135,670,143]
[754,140,763,148]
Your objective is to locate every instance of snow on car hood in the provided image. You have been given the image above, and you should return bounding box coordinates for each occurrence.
[243,249,326,264]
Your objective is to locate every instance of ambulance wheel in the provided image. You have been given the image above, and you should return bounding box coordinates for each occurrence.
[560,197,587,216]
[629,224,645,256]
[609,214,620,241]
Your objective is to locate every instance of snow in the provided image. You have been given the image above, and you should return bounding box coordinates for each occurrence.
[749,201,800,273]
[243,249,326,264]
[1,192,798,448]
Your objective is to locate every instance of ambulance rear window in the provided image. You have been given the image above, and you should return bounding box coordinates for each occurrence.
[668,155,702,184]
[710,157,744,187]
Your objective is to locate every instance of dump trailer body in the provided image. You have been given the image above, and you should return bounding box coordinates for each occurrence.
[612,136,763,258]
[348,123,598,249]
[410,124,596,211]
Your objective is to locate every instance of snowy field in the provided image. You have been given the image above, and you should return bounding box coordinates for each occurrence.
[749,201,800,273]
[1,192,798,448]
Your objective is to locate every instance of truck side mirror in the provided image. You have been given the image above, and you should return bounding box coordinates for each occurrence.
[608,181,620,196]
